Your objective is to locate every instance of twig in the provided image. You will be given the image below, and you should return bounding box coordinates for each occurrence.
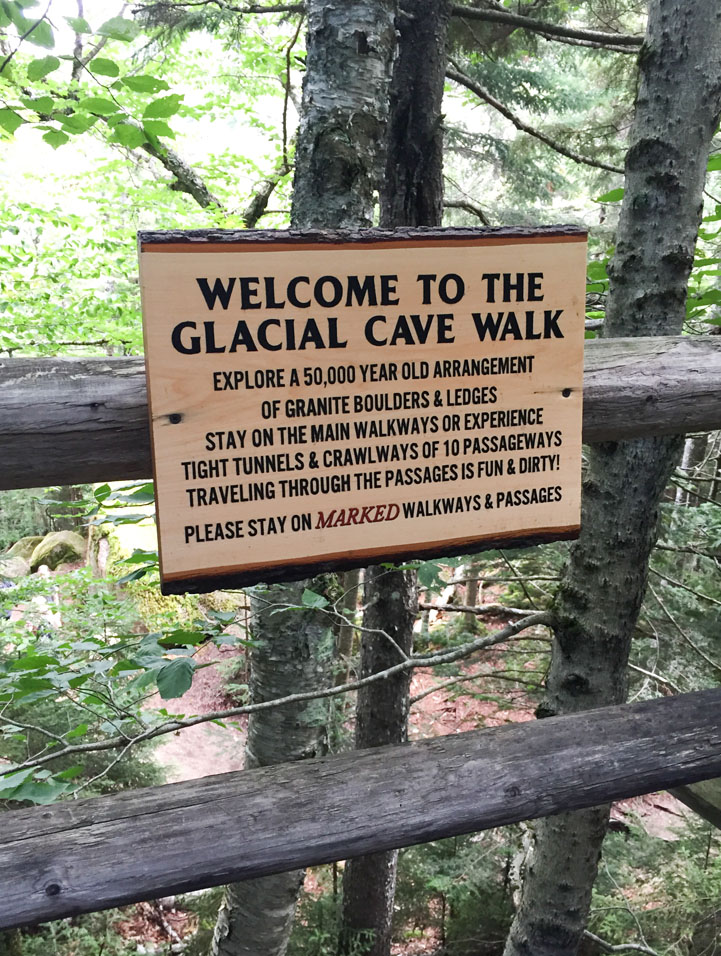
[627,662,681,695]
[649,566,721,608]
[499,551,539,610]
[447,61,624,175]
[583,930,658,955]
[647,581,721,676]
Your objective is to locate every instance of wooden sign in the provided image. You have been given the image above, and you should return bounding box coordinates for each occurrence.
[139,227,587,594]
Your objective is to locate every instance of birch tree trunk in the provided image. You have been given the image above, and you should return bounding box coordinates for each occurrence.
[503,4,721,955]
[210,4,396,954]
[340,4,449,954]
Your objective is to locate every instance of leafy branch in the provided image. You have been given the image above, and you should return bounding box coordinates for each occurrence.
[2,610,553,776]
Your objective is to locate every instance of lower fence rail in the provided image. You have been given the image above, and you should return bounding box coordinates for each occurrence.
[1,688,721,928]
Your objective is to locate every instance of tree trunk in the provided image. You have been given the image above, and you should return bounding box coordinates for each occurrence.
[210,4,397,954]
[210,581,336,956]
[340,4,449,954]
[339,566,418,956]
[503,3,721,956]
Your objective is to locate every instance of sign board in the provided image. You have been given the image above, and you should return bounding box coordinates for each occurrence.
[139,227,587,594]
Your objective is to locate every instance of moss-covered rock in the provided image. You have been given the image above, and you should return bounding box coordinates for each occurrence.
[0,555,30,580]
[29,530,86,572]
[5,535,44,561]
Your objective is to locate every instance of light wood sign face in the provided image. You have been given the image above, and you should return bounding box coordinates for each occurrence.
[139,227,587,594]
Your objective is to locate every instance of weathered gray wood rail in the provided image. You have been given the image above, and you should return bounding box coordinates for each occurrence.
[2,687,721,929]
[0,336,719,489]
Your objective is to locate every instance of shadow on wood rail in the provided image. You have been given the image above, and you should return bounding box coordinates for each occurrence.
[2,688,721,929]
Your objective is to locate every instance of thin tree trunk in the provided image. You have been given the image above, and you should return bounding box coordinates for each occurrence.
[339,566,418,956]
[503,4,721,955]
[210,4,397,955]
[340,4,449,954]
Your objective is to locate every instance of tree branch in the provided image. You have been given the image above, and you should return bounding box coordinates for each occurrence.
[2,612,552,775]
[583,930,659,955]
[419,601,535,618]
[141,139,224,208]
[446,62,624,175]
[449,3,643,49]
[134,0,303,14]
[443,197,491,225]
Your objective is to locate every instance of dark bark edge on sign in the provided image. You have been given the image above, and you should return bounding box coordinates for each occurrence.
[138,224,587,249]
[159,527,579,594]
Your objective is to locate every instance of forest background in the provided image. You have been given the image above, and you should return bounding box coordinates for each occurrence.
[1,0,721,955]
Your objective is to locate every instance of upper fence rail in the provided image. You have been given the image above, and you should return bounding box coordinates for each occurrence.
[0,336,720,489]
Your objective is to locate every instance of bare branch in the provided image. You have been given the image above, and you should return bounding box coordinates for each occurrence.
[447,62,625,176]
[242,161,292,226]
[134,0,303,14]
[649,566,721,608]
[141,139,224,208]
[647,581,721,675]
[419,601,535,618]
[443,198,491,225]
[449,4,643,49]
[583,929,659,955]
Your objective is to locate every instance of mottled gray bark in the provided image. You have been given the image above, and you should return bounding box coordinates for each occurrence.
[341,6,448,953]
[211,3,397,954]
[504,4,721,956]
[291,0,396,229]
[210,581,336,956]
[340,567,418,956]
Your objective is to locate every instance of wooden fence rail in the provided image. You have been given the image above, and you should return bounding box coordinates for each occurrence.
[1,335,720,489]
[2,688,721,929]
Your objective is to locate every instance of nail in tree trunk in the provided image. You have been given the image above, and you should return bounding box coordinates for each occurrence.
[210,4,396,955]
[503,4,721,955]
[340,4,449,955]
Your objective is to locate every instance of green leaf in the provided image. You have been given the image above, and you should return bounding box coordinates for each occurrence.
[93,483,111,503]
[58,112,97,134]
[25,18,54,49]
[0,767,35,797]
[143,94,183,119]
[158,629,206,648]
[97,16,140,41]
[22,94,53,113]
[301,588,329,609]
[156,658,196,699]
[65,15,91,33]
[595,187,624,203]
[65,723,88,739]
[708,155,721,172]
[27,54,59,79]
[142,119,175,139]
[55,765,84,780]
[586,260,607,281]
[90,56,120,77]
[123,74,169,94]
[109,122,146,148]
[42,129,69,149]
[0,109,24,134]
[78,96,120,115]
